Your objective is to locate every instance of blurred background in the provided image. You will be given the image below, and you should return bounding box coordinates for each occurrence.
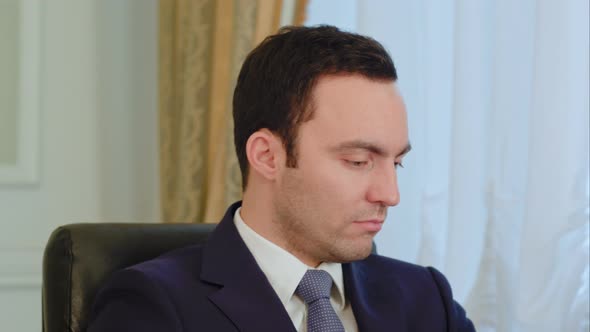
[0,0,588,331]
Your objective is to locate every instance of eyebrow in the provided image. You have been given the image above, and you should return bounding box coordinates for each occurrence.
[330,140,412,158]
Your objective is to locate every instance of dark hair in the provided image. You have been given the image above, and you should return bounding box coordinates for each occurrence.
[233,25,397,188]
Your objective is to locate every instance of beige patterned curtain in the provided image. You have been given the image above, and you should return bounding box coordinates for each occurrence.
[159,0,308,223]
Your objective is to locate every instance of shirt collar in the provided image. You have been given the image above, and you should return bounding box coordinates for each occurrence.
[233,208,347,310]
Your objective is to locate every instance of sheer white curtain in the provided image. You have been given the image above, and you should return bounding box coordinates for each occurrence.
[306,0,589,331]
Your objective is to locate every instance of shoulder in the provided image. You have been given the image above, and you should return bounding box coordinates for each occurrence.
[355,253,435,281]
[102,243,211,303]
[354,254,444,300]
[127,244,206,283]
[356,254,452,285]
[87,244,207,332]
[352,255,476,331]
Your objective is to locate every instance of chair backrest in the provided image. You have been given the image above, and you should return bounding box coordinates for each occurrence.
[42,223,216,332]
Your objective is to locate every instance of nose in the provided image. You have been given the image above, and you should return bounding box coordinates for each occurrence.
[366,164,400,207]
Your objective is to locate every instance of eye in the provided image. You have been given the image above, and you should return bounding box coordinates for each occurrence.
[348,160,367,167]
[345,160,371,169]
[395,161,404,169]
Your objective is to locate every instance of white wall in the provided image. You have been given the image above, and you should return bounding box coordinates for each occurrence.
[0,1,159,330]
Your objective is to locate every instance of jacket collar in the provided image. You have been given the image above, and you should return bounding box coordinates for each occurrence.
[200,202,297,332]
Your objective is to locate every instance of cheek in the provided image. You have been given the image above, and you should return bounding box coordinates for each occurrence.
[301,161,365,207]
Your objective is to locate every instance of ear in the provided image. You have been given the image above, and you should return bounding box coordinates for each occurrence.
[245,129,285,182]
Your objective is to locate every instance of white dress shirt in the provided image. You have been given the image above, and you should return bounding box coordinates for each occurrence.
[234,208,358,332]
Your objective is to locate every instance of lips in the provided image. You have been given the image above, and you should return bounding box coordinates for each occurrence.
[353,219,384,232]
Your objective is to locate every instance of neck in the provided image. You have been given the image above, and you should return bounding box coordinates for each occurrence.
[241,190,321,268]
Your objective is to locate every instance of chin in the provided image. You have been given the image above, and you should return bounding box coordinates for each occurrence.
[328,243,374,263]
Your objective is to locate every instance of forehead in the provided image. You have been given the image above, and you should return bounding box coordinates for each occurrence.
[301,75,408,155]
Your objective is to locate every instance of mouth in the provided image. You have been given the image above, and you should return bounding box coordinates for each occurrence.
[353,219,384,232]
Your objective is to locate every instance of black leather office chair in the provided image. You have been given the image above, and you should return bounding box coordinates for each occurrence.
[42,223,217,332]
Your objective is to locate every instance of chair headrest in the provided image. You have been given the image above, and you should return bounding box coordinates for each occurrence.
[42,223,216,332]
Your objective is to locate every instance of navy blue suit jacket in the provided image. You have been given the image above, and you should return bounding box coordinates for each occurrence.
[88,202,475,331]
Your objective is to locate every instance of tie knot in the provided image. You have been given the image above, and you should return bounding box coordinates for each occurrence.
[296,270,334,304]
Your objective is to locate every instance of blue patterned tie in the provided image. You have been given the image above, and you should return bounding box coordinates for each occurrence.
[296,270,345,332]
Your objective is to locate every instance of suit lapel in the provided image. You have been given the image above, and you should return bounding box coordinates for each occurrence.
[344,258,407,332]
[200,202,296,332]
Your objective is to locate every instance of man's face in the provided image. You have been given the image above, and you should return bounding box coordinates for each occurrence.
[272,74,410,266]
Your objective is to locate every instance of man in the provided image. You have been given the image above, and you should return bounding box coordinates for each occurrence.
[88,25,475,331]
